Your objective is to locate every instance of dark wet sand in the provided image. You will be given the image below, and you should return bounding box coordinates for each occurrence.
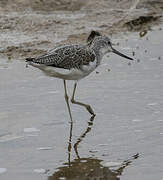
[0,24,163,180]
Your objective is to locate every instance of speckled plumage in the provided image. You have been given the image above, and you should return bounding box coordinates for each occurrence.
[27,45,96,70]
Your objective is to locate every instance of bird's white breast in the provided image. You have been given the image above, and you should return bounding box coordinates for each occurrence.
[29,60,97,81]
[81,60,97,74]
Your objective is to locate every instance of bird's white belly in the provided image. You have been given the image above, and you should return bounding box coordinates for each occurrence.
[29,60,97,80]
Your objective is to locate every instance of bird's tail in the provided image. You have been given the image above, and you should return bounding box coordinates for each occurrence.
[25,57,35,62]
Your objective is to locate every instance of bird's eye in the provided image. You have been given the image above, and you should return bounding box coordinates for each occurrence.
[108,41,111,45]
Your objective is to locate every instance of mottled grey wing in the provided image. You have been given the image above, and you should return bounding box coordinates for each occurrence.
[32,45,96,70]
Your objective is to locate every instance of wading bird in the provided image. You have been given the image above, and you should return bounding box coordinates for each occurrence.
[26,31,133,119]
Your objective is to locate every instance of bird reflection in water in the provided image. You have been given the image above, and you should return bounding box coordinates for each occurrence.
[48,114,139,180]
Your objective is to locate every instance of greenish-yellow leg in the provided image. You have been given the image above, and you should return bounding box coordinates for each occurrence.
[63,80,73,122]
[71,82,95,116]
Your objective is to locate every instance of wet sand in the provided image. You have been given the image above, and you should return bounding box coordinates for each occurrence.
[0,0,163,59]
[0,0,163,180]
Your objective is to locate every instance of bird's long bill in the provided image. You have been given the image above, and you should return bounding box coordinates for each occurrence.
[112,47,133,60]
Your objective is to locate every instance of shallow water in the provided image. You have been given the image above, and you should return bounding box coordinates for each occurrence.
[0,25,163,180]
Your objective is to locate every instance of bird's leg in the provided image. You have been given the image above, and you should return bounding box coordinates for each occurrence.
[71,82,95,116]
[63,80,73,121]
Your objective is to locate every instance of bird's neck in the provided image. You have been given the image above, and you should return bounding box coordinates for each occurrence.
[91,44,106,66]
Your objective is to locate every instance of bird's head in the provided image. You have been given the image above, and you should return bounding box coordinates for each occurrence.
[87,30,101,45]
[91,35,133,61]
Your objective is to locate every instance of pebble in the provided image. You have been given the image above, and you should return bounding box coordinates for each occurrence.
[102,161,121,167]
[34,168,49,174]
[37,147,53,150]
[23,128,40,133]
